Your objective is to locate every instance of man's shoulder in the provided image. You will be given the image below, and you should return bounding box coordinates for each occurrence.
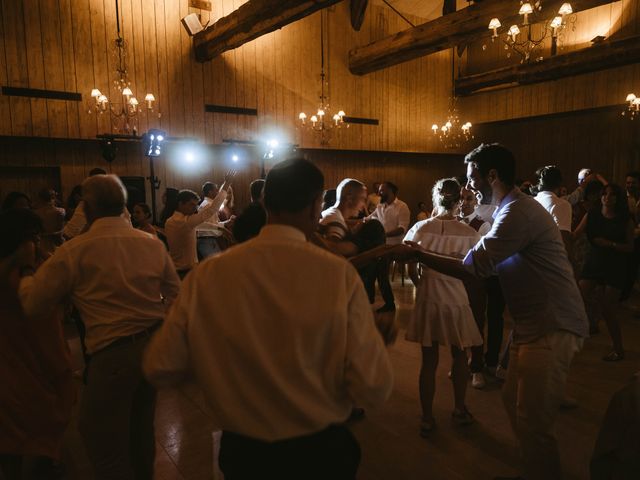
[321,207,345,224]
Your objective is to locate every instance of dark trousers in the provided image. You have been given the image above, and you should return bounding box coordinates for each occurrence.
[78,337,156,480]
[470,276,505,372]
[219,425,361,480]
[375,258,395,307]
[620,238,640,301]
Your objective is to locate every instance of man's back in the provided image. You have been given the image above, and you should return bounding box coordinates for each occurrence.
[21,217,179,353]
[145,225,393,441]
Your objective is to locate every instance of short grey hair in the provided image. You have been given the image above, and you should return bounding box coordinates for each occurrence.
[82,174,127,218]
[335,178,365,205]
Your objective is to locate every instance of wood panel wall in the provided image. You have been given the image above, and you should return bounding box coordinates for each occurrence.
[0,0,452,153]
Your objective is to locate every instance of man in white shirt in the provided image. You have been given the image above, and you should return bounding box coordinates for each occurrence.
[459,187,492,236]
[195,181,234,260]
[367,181,410,312]
[19,174,180,480]
[320,178,367,257]
[165,172,233,278]
[143,158,393,479]
[534,166,573,254]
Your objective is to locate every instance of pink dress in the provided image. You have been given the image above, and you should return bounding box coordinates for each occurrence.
[404,218,483,348]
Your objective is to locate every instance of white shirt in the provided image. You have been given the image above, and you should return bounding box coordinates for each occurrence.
[368,198,411,245]
[320,206,349,240]
[143,224,393,441]
[195,193,228,238]
[63,201,132,238]
[460,210,492,236]
[535,191,572,232]
[166,190,226,270]
[19,217,180,354]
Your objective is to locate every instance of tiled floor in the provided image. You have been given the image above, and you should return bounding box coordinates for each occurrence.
[63,278,640,479]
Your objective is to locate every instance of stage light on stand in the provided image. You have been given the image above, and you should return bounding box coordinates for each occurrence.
[232,154,239,162]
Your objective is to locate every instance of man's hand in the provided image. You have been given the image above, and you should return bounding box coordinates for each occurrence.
[221,170,237,190]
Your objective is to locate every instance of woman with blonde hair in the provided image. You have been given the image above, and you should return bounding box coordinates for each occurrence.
[404,177,483,436]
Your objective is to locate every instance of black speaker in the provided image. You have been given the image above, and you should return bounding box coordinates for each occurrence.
[120,176,146,212]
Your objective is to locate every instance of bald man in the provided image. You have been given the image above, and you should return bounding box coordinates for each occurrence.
[19,174,180,480]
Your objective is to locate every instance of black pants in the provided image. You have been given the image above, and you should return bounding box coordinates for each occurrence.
[375,258,395,307]
[469,276,505,372]
[219,425,361,480]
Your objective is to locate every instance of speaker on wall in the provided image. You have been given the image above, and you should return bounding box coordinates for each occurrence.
[120,176,146,212]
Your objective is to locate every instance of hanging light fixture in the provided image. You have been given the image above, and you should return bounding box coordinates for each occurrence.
[431,51,473,150]
[88,0,159,134]
[622,93,640,119]
[485,2,576,63]
[297,10,347,145]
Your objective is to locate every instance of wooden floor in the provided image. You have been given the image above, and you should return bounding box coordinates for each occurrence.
[61,278,640,480]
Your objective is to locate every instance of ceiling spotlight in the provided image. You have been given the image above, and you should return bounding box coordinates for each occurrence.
[232,154,239,162]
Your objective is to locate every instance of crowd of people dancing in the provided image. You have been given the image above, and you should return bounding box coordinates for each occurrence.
[2,144,639,479]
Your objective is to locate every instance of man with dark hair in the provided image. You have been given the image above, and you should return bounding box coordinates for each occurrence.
[367,181,410,312]
[19,174,180,480]
[166,172,234,278]
[535,165,573,253]
[232,179,267,243]
[144,158,393,480]
[402,143,588,480]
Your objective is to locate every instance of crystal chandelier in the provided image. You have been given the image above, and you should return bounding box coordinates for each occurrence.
[297,10,346,145]
[88,0,158,135]
[622,93,640,119]
[486,2,576,63]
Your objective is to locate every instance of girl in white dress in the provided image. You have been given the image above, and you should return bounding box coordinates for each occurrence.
[404,177,483,436]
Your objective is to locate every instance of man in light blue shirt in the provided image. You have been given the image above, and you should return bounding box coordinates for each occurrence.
[403,144,588,480]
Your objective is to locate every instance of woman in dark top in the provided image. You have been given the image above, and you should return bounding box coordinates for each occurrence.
[578,183,634,361]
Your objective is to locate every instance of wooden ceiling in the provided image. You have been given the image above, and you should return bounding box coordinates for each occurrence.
[372,0,463,21]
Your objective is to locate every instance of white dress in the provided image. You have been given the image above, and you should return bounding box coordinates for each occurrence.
[404,218,483,348]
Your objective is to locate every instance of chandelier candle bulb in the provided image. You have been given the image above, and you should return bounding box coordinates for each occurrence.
[508,25,520,42]
[432,124,438,132]
[317,109,325,117]
[488,18,501,39]
[144,93,155,109]
[559,3,573,16]
[626,93,636,104]
[122,87,133,98]
[519,3,533,25]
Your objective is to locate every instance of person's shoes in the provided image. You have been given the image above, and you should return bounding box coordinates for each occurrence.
[419,417,437,437]
[348,407,366,421]
[602,351,625,362]
[471,372,486,389]
[452,406,474,426]
[376,303,396,313]
[495,365,507,381]
[560,395,578,409]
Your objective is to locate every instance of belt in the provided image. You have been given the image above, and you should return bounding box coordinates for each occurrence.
[95,322,161,355]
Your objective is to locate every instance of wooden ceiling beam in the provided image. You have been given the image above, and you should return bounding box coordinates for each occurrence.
[194,0,342,62]
[349,0,615,75]
[455,35,640,96]
[350,0,368,31]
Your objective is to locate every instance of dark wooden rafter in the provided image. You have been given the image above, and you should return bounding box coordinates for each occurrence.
[348,0,615,75]
[194,0,342,62]
[350,0,368,31]
[455,35,640,96]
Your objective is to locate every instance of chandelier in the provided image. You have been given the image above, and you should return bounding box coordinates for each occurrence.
[432,54,473,150]
[486,2,576,63]
[622,93,640,119]
[88,0,158,135]
[431,102,473,150]
[297,10,347,145]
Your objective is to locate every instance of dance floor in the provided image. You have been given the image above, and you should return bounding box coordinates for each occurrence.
[62,278,640,479]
